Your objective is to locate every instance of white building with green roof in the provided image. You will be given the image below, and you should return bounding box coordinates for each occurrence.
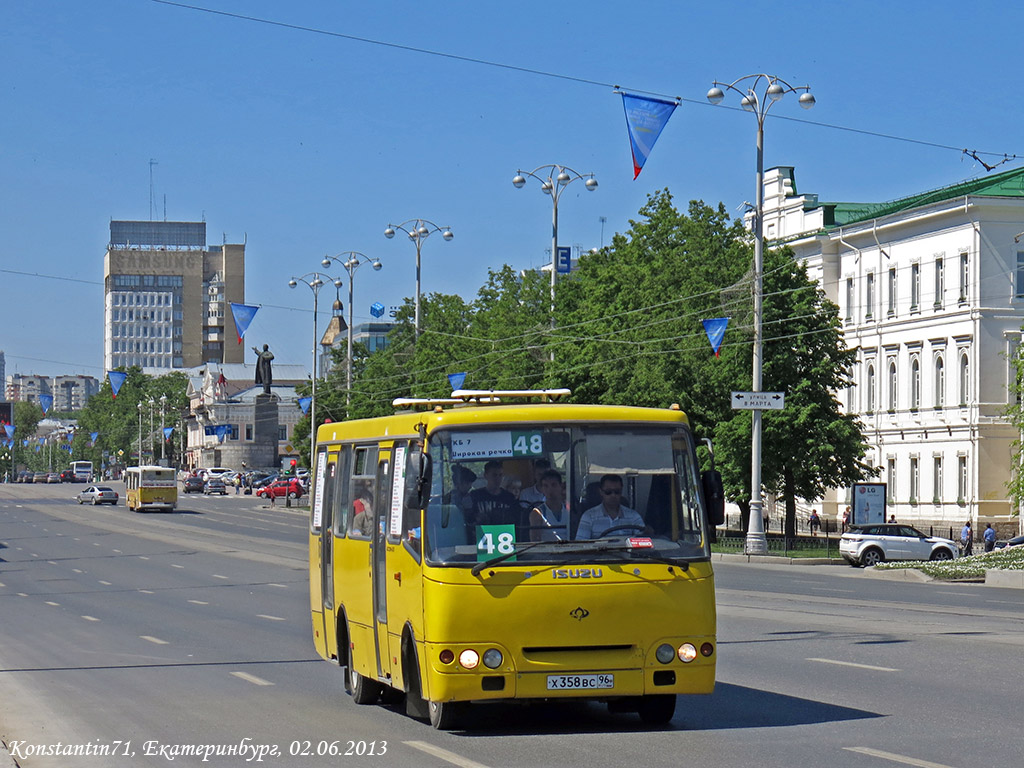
[763,165,1024,535]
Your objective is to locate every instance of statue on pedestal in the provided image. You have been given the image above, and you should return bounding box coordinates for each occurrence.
[253,344,274,395]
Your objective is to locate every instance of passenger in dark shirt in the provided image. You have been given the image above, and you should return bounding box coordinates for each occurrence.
[468,460,519,527]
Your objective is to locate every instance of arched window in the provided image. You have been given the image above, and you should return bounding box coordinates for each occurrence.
[934,356,945,408]
[888,360,898,411]
[866,364,876,413]
[910,358,921,411]
[959,352,970,406]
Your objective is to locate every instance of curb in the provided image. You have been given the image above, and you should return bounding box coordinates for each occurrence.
[712,552,844,566]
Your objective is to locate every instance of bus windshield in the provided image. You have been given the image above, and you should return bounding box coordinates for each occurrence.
[424,424,710,567]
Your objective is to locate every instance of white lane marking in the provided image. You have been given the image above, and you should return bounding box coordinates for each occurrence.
[140,635,169,645]
[48,561,57,565]
[0,582,5,588]
[230,671,274,686]
[113,549,122,553]
[267,583,287,589]
[257,614,286,621]
[986,599,1024,605]
[99,580,112,586]
[81,615,100,622]
[936,591,976,597]
[810,587,855,592]
[139,589,154,594]
[138,556,149,560]
[807,658,899,672]
[17,593,28,597]
[844,746,957,768]
[212,574,229,579]
[93,542,100,546]
[72,568,84,573]
[45,601,60,606]
[171,564,184,569]
[405,741,492,768]
[188,600,209,605]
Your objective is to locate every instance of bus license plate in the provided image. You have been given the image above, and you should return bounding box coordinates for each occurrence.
[546,674,614,690]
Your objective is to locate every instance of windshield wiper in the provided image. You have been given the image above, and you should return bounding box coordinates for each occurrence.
[471,540,568,576]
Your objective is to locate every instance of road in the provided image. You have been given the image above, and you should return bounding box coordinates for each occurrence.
[1,481,1022,768]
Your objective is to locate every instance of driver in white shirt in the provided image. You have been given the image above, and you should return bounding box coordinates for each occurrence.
[575,474,647,539]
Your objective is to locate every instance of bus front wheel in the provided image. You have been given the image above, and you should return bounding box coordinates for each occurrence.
[347,641,381,705]
[429,700,465,730]
[637,694,676,725]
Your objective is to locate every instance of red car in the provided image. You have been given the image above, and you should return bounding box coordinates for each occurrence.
[256,478,304,500]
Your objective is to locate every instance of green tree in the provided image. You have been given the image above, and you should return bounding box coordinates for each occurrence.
[1005,345,1024,517]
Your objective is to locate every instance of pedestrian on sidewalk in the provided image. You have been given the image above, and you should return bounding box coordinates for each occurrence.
[960,520,973,556]
[983,523,996,553]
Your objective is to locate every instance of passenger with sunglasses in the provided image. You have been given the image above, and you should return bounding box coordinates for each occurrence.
[575,474,647,539]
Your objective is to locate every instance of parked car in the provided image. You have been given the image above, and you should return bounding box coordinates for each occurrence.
[995,534,1024,550]
[60,469,76,482]
[47,473,62,484]
[251,473,278,489]
[203,467,235,480]
[34,472,49,483]
[256,478,304,500]
[182,476,205,494]
[204,477,228,495]
[76,486,119,505]
[840,524,959,567]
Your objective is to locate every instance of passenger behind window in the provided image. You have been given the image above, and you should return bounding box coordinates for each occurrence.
[351,480,375,538]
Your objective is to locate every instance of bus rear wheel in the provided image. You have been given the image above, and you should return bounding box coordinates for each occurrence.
[637,694,676,725]
[347,642,381,705]
[429,700,464,730]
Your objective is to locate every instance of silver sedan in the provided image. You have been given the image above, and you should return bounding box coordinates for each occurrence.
[75,486,119,505]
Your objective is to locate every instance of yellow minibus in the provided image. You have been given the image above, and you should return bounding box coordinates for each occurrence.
[309,389,724,729]
[124,465,178,512]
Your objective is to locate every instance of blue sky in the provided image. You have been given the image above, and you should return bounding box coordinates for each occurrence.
[2,0,1022,382]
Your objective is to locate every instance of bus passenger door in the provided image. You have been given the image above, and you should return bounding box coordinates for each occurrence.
[309,450,329,658]
[372,452,392,682]
[319,458,339,660]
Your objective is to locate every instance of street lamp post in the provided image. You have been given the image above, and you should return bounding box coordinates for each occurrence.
[322,252,383,409]
[383,219,453,337]
[137,401,143,468]
[148,397,155,464]
[512,164,598,341]
[707,73,814,555]
[289,272,343,469]
[160,394,167,464]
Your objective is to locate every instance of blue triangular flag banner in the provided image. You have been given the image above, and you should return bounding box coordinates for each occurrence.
[90,432,99,443]
[39,394,53,414]
[3,425,13,439]
[621,92,677,179]
[702,318,729,357]
[447,372,467,392]
[108,371,128,399]
[298,397,312,415]
[163,427,174,441]
[230,303,260,344]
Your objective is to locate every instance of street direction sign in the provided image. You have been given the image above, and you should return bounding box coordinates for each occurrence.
[731,391,785,410]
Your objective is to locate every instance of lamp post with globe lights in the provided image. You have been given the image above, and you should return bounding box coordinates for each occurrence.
[383,219,453,337]
[706,73,814,555]
[512,164,598,340]
[321,252,383,409]
[289,272,343,468]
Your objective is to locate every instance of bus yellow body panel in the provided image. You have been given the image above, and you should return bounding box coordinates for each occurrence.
[309,398,720,724]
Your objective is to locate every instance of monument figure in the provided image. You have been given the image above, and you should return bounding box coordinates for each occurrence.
[253,344,274,395]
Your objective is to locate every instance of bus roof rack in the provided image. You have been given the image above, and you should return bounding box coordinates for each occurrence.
[451,388,571,403]
[392,397,465,409]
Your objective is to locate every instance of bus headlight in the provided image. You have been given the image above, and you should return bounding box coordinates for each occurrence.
[459,649,480,669]
[656,644,675,664]
[677,643,697,663]
[482,649,503,669]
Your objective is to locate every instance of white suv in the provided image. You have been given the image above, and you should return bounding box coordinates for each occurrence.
[839,524,959,567]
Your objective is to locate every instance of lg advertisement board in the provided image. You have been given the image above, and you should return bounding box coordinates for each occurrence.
[851,482,886,525]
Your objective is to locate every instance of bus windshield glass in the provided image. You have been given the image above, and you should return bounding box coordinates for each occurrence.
[424,424,709,567]
[141,468,176,486]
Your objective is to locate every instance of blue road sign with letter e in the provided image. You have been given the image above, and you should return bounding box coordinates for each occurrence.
[556,246,572,274]
[731,391,785,410]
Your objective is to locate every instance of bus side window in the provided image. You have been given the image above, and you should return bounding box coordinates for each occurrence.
[332,446,351,537]
[348,445,377,539]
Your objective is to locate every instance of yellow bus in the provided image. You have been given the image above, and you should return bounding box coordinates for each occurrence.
[309,389,724,729]
[124,465,178,512]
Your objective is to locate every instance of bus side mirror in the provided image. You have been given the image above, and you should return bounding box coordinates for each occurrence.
[404,451,432,510]
[701,470,725,527]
